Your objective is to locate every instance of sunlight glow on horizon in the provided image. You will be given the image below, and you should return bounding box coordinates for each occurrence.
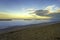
[0,5,60,19]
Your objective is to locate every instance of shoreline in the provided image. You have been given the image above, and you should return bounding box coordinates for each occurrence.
[0,21,60,40]
[0,21,60,34]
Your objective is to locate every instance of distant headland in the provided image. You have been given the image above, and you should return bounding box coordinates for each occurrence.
[0,19,12,21]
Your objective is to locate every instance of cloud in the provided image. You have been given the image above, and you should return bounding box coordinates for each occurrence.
[29,5,60,20]
[44,5,55,10]
[47,12,60,21]
[30,5,56,16]
[26,8,35,11]
[22,8,36,13]
[34,10,49,16]
[56,8,60,13]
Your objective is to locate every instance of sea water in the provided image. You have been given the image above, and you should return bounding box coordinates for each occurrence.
[0,20,54,29]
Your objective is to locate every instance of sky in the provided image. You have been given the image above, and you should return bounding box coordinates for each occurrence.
[0,0,60,19]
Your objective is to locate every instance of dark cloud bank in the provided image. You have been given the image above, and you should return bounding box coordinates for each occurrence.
[33,10,60,21]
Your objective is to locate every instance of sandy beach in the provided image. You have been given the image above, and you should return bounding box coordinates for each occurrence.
[0,21,60,40]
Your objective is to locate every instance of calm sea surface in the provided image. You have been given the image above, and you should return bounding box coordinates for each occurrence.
[0,20,55,29]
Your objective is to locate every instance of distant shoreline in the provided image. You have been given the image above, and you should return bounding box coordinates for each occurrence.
[0,19,12,21]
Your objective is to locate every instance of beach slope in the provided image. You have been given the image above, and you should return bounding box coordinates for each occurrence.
[0,22,60,40]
